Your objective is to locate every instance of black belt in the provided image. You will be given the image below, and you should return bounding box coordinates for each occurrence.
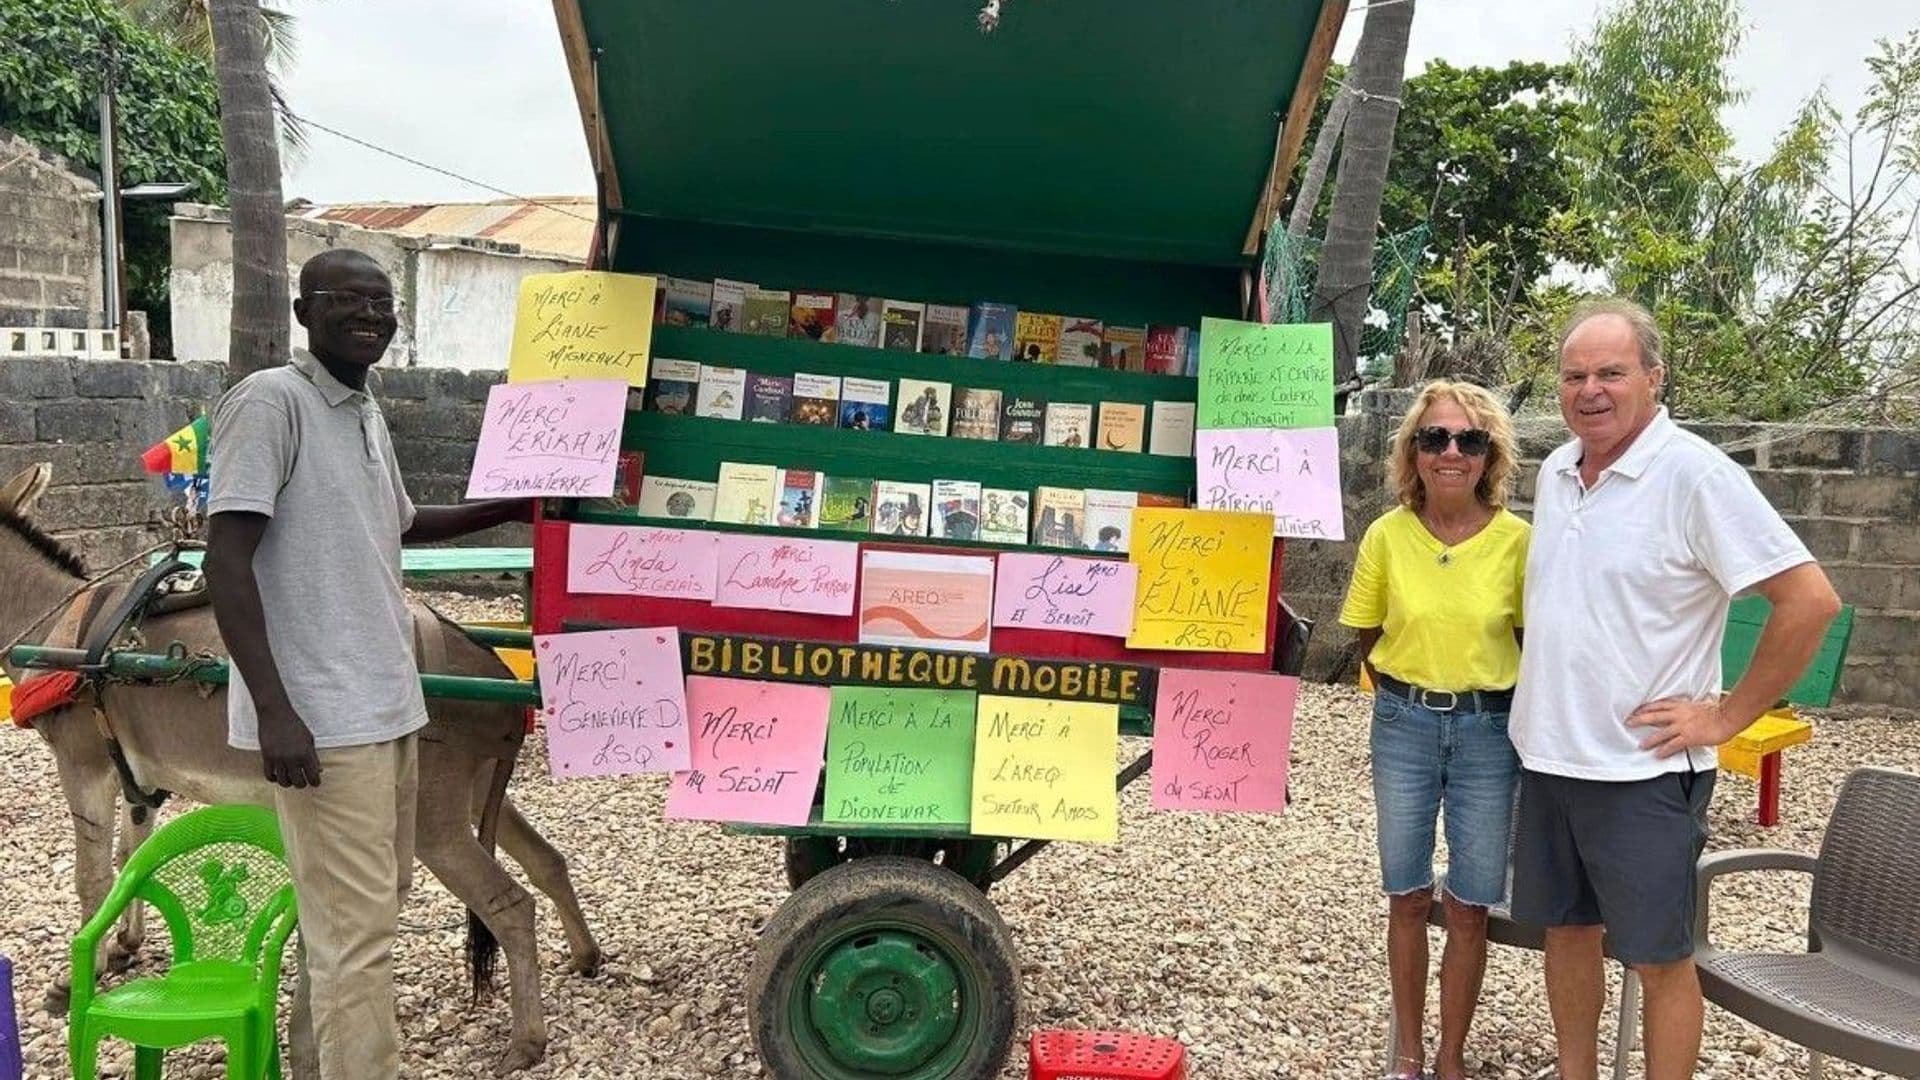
[1375,673,1513,714]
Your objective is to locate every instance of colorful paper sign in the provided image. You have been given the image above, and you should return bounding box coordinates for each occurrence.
[507,270,655,387]
[664,676,831,826]
[1151,668,1296,813]
[1196,318,1335,430]
[535,628,689,779]
[1126,508,1273,654]
[713,535,860,616]
[970,695,1119,843]
[567,524,720,600]
[466,379,626,498]
[823,687,976,826]
[991,553,1138,637]
[1195,427,1346,540]
[858,551,996,654]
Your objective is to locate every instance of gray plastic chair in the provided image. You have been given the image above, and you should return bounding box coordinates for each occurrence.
[1695,766,1920,1078]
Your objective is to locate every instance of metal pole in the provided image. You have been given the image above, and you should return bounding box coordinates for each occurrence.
[97,42,122,335]
[6,645,544,707]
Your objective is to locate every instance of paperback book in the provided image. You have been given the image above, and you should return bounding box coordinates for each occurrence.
[979,488,1031,545]
[921,303,970,355]
[645,357,701,415]
[930,479,983,541]
[741,288,792,337]
[714,462,779,526]
[881,300,926,351]
[710,278,754,333]
[661,277,712,328]
[589,449,646,514]
[1096,401,1147,453]
[965,302,1018,360]
[746,373,794,423]
[694,365,746,420]
[950,387,1003,440]
[1043,402,1093,448]
[872,480,932,537]
[1083,489,1139,553]
[1032,487,1087,549]
[788,290,837,342]
[636,476,717,521]
[1149,400,1197,457]
[835,294,883,347]
[1144,325,1187,375]
[776,468,823,528]
[1000,394,1046,444]
[895,378,952,436]
[1014,312,1062,363]
[840,376,892,431]
[1102,325,1147,371]
[1058,317,1104,368]
[817,475,875,532]
[790,372,842,426]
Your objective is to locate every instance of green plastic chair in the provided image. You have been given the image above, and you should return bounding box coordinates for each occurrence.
[68,804,297,1080]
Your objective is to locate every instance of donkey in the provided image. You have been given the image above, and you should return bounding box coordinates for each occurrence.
[0,464,598,1074]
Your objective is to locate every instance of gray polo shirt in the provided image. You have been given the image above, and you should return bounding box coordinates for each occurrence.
[208,348,429,750]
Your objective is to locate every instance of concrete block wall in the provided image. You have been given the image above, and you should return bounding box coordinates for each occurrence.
[0,129,105,330]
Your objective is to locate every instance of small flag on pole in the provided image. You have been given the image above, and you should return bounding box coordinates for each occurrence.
[141,415,210,478]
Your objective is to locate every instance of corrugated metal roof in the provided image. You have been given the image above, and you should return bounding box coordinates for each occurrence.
[297,197,595,261]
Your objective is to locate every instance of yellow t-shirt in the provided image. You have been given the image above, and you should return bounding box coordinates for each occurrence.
[1339,505,1529,692]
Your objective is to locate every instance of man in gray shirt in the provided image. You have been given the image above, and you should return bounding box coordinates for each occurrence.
[206,249,527,1078]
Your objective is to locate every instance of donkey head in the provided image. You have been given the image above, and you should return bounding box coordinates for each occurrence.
[0,463,52,518]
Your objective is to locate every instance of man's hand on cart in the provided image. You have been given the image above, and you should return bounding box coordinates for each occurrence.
[402,499,535,544]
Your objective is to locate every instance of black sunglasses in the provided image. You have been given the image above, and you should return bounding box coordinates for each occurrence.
[1414,426,1493,456]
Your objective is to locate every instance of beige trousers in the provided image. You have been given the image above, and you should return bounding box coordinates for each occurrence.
[276,734,418,1080]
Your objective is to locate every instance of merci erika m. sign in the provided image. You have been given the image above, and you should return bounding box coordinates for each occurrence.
[466,379,626,499]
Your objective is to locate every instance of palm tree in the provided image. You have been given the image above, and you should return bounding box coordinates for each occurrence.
[116,0,308,151]
[207,0,288,377]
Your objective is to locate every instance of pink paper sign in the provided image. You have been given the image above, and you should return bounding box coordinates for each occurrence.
[665,676,831,826]
[568,523,720,600]
[1151,667,1296,813]
[991,553,1138,637]
[858,551,996,654]
[1195,427,1345,541]
[534,627,689,779]
[713,535,859,615]
[466,379,627,499]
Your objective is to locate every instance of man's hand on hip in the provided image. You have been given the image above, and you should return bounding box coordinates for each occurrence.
[258,704,323,788]
[1627,697,1743,758]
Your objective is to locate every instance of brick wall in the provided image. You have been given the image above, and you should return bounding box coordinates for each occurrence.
[0,128,105,330]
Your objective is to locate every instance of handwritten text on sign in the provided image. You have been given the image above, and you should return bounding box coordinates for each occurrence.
[664,676,830,827]
[1151,668,1296,813]
[971,695,1118,843]
[1196,318,1334,430]
[713,535,859,616]
[507,271,655,387]
[1126,508,1273,654]
[535,628,689,779]
[824,687,975,826]
[991,553,1138,637]
[1195,427,1346,541]
[466,379,626,498]
[568,524,720,600]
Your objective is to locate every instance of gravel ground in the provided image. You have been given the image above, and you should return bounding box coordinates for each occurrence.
[2,591,1913,1078]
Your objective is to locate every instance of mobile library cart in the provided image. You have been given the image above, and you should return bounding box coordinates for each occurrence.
[529,2,1348,1076]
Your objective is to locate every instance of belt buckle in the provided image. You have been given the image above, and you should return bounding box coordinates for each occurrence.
[1419,688,1458,712]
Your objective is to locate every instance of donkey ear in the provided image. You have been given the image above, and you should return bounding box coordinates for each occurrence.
[0,462,53,517]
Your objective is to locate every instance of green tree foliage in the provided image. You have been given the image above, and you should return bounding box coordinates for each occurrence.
[0,0,227,344]
[116,0,308,153]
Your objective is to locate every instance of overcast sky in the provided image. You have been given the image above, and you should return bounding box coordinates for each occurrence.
[278,0,1918,205]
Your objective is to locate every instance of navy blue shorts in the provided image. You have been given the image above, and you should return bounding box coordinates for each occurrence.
[1510,768,1716,966]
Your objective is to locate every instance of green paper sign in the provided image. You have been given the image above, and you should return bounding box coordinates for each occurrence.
[823,687,977,826]
[1196,318,1336,430]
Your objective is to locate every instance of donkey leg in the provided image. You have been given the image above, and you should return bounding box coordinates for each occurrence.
[43,727,119,1015]
[107,799,156,972]
[483,787,603,977]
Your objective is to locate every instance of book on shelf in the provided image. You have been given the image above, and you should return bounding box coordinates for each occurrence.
[1138,491,1188,509]
[636,475,718,521]
[881,299,926,352]
[711,278,755,333]
[930,479,983,541]
[840,376,892,431]
[1096,401,1147,453]
[921,303,970,356]
[1148,400,1197,457]
[661,278,712,328]
[1032,487,1087,549]
[714,462,779,525]
[950,387,1003,440]
[965,302,1018,361]
[1014,312,1062,363]
[1184,326,1202,377]
[1083,489,1139,554]
[776,468,823,528]
[1000,394,1046,444]
[979,487,1031,545]
[872,480,932,537]
[788,290,838,342]
[741,288,792,337]
[835,293,883,347]
[646,357,701,415]
[1144,325,1187,375]
[790,372,842,425]
[817,475,875,532]
[1058,317,1104,368]
[640,270,667,323]
[1102,325,1146,371]
[895,378,952,437]
[746,373,795,423]
[694,365,746,420]
[588,449,646,514]
[1043,402,1093,448]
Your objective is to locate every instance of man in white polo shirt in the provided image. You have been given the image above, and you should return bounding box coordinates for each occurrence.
[1510,297,1841,1080]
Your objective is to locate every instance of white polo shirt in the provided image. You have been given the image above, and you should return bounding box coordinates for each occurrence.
[1511,408,1811,781]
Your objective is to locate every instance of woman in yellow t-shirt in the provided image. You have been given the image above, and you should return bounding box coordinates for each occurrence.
[1340,380,1528,1080]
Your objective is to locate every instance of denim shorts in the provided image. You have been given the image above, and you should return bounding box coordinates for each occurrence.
[1370,691,1521,906]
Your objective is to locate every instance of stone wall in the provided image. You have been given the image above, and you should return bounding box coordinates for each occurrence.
[0,128,105,331]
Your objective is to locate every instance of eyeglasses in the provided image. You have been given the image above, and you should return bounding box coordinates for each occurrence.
[1414,426,1493,456]
[307,289,399,316]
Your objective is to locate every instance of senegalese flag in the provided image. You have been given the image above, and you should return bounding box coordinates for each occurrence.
[142,415,210,477]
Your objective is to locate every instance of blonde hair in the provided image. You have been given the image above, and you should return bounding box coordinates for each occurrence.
[1388,380,1520,511]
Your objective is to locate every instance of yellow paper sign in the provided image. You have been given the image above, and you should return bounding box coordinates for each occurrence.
[1126,507,1273,654]
[970,695,1118,843]
[507,271,656,387]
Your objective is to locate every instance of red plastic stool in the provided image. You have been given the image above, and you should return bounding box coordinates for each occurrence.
[1029,1029,1186,1080]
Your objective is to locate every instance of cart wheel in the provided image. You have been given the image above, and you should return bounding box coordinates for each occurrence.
[783,838,999,892]
[749,856,1020,1079]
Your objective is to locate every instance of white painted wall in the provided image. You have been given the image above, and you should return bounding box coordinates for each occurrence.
[412,244,575,372]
